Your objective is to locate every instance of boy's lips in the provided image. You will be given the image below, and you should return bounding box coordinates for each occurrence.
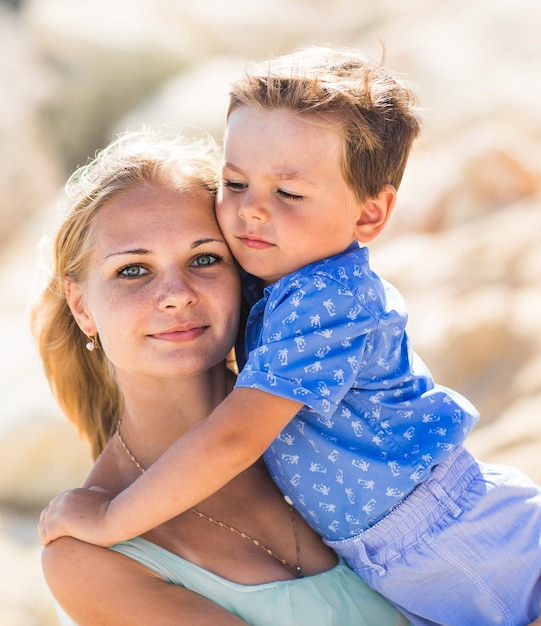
[238,235,274,249]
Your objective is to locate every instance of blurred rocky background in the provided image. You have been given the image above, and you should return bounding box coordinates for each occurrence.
[0,0,540,623]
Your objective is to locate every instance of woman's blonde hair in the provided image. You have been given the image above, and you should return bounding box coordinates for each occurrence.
[32,127,220,459]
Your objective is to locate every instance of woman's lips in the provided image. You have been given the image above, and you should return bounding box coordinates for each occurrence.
[151,326,207,342]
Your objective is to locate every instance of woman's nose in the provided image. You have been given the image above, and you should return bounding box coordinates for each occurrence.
[156,271,197,309]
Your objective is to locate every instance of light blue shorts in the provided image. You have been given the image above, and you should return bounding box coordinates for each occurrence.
[324,446,541,626]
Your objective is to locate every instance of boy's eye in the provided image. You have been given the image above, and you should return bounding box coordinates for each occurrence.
[192,253,222,267]
[223,180,247,192]
[118,264,149,278]
[277,189,304,201]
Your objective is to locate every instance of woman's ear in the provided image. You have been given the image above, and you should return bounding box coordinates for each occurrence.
[65,277,97,335]
[354,184,397,243]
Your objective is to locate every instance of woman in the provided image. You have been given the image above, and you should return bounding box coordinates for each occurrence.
[32,127,407,625]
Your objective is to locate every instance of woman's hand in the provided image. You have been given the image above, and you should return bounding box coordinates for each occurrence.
[39,486,115,546]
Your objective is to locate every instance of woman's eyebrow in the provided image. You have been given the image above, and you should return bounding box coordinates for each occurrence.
[103,239,226,259]
[104,248,150,259]
[191,238,227,248]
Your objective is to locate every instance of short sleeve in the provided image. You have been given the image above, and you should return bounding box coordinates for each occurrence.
[236,270,378,415]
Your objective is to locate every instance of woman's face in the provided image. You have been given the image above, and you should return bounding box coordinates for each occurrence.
[67,182,240,382]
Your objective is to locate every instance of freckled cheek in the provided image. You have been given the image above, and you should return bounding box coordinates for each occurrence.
[97,308,150,370]
[94,297,146,344]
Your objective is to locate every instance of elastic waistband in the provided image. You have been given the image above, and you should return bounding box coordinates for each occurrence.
[328,446,480,555]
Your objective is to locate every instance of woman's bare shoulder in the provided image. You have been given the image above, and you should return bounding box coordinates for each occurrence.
[42,537,247,625]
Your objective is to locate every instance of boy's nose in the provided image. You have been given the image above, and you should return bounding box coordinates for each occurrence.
[237,192,270,223]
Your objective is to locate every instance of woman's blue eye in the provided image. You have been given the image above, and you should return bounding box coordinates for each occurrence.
[193,254,222,267]
[119,265,148,278]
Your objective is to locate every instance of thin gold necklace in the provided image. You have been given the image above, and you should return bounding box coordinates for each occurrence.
[116,419,304,578]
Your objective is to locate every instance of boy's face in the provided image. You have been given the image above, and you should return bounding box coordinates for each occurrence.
[217,106,363,286]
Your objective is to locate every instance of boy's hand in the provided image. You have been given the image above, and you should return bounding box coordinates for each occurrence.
[38,486,115,547]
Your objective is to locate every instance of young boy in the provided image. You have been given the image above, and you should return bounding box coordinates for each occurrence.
[40,47,541,625]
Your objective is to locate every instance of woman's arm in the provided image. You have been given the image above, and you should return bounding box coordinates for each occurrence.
[42,537,248,626]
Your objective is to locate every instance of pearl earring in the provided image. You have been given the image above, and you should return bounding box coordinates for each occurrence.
[85,335,97,352]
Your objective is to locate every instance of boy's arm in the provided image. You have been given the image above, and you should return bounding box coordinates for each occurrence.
[39,388,302,546]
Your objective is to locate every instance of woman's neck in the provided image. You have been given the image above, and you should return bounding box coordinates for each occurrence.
[116,360,233,461]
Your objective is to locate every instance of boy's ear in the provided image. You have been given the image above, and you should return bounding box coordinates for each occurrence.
[354,184,396,243]
[64,277,97,335]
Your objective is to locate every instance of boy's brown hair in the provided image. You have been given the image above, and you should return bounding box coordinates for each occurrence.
[227,46,422,203]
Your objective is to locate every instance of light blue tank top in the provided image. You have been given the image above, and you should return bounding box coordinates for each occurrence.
[55,536,407,625]
[112,537,406,625]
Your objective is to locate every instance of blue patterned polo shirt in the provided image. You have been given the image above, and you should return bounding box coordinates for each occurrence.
[235,243,479,541]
